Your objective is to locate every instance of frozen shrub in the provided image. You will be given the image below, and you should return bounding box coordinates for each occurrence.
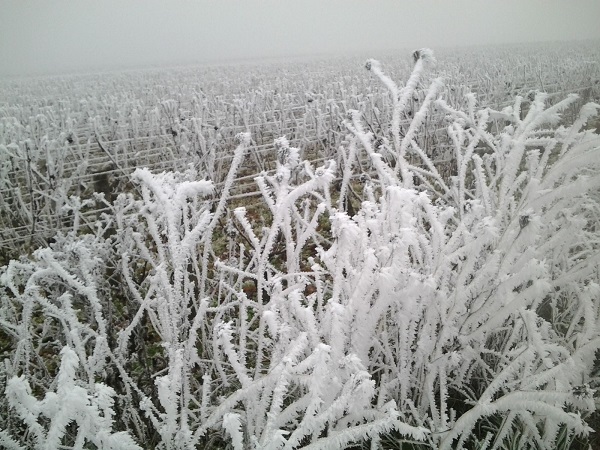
[340,56,600,448]
[0,233,141,448]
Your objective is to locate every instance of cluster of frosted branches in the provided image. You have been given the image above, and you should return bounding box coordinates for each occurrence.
[1,49,600,449]
[338,53,600,448]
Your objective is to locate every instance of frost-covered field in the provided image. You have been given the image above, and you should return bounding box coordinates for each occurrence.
[1,42,600,449]
[1,41,599,255]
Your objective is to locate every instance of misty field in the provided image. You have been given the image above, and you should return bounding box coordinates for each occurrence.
[1,42,600,449]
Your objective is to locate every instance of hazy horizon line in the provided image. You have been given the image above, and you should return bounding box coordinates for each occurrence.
[2,37,599,81]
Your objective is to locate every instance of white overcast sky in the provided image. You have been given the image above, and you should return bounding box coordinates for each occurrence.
[1,0,599,76]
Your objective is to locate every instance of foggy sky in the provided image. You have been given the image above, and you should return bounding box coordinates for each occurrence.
[1,0,600,77]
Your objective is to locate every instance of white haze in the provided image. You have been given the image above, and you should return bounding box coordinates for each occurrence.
[1,0,600,76]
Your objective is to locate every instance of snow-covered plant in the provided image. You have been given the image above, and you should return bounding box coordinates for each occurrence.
[109,133,252,449]
[337,53,600,448]
[212,137,430,448]
[0,233,141,448]
[5,347,141,450]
